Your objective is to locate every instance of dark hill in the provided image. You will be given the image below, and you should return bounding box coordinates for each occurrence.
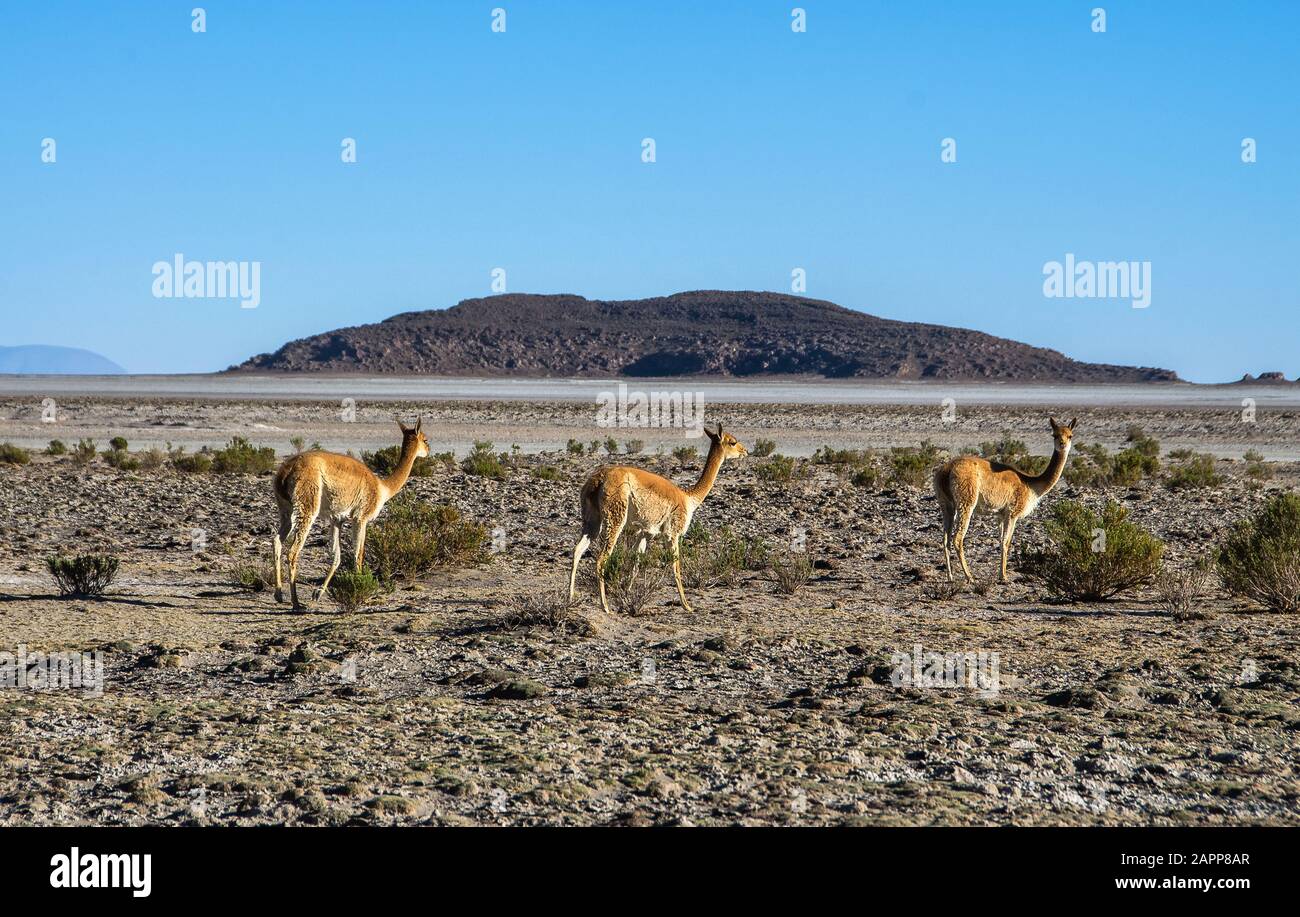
[233,291,1177,382]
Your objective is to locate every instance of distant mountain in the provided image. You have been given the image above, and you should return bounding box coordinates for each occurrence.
[233,291,1179,382]
[0,345,126,375]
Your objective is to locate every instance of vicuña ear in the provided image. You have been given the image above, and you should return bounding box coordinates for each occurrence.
[1048,416,1059,431]
[415,417,423,434]
[397,419,411,435]
[1068,417,1077,431]
[705,423,721,442]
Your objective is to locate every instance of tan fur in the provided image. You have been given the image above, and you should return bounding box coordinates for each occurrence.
[569,424,748,613]
[933,417,1076,583]
[273,419,429,610]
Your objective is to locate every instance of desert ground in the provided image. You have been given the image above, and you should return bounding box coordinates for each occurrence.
[1,394,1298,826]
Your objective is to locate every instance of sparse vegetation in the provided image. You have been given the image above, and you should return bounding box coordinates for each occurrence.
[211,436,277,474]
[109,436,128,452]
[889,442,944,488]
[139,447,168,470]
[769,550,814,595]
[1157,557,1215,621]
[1216,492,1300,613]
[531,465,562,481]
[499,590,593,635]
[680,525,768,588]
[365,496,489,583]
[596,545,670,616]
[461,440,508,479]
[603,437,619,455]
[327,568,385,613]
[566,439,585,455]
[71,439,97,466]
[755,454,798,483]
[233,563,276,593]
[46,440,66,456]
[1243,449,1273,482]
[672,445,698,463]
[623,439,644,455]
[0,443,31,465]
[751,438,777,458]
[1016,499,1164,601]
[46,554,119,597]
[102,446,139,470]
[1165,453,1222,490]
[170,448,213,474]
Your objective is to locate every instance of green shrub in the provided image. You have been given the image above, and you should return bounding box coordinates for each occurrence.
[46,440,67,456]
[102,448,139,470]
[531,465,562,481]
[108,436,128,452]
[46,554,119,597]
[603,437,619,455]
[233,563,275,593]
[889,442,944,488]
[751,438,777,458]
[594,544,670,616]
[1243,450,1273,481]
[461,441,507,479]
[139,447,168,470]
[1125,426,1161,458]
[362,445,436,477]
[1157,557,1215,621]
[0,443,31,465]
[328,568,385,613]
[624,439,644,455]
[365,496,488,583]
[755,454,797,483]
[1063,443,1111,487]
[812,445,871,465]
[979,435,1029,464]
[566,439,585,455]
[70,439,97,465]
[211,436,277,474]
[171,451,213,474]
[680,525,768,588]
[1217,492,1300,613]
[1110,447,1159,486]
[289,436,306,454]
[1165,453,1221,490]
[672,445,699,463]
[851,463,883,489]
[769,550,814,595]
[1016,500,1164,601]
[499,590,592,635]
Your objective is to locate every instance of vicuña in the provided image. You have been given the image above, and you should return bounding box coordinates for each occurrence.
[569,422,748,613]
[273,418,429,609]
[933,416,1076,583]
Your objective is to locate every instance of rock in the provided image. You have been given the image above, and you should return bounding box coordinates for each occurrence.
[1043,688,1107,709]
[487,679,549,700]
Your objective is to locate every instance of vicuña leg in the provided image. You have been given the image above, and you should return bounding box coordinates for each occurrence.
[670,535,692,613]
[353,520,368,572]
[999,515,1018,583]
[953,499,977,584]
[594,500,627,615]
[273,508,290,603]
[939,499,955,581]
[285,505,320,611]
[316,520,343,600]
[569,532,591,601]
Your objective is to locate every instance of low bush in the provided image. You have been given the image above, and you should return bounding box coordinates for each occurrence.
[499,590,593,635]
[1157,557,1215,621]
[102,447,140,471]
[623,439,644,455]
[755,454,798,483]
[70,439,97,466]
[212,436,277,474]
[233,563,276,593]
[680,525,768,588]
[751,438,777,458]
[889,442,944,488]
[0,443,31,465]
[531,465,562,481]
[171,450,213,474]
[566,439,585,455]
[1165,453,1222,490]
[461,441,508,479]
[328,568,385,613]
[139,447,168,470]
[365,496,488,583]
[769,550,814,595]
[672,445,699,463]
[108,436,128,452]
[1243,449,1273,482]
[47,554,119,597]
[1016,500,1164,601]
[851,463,883,488]
[1216,492,1300,613]
[596,545,671,616]
[46,440,67,456]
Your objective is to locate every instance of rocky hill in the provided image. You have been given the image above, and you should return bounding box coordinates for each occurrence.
[233,291,1178,381]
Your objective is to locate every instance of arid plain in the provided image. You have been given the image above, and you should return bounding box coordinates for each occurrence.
[1,391,1298,826]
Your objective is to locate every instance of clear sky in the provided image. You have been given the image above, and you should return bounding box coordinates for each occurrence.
[1,1,1295,381]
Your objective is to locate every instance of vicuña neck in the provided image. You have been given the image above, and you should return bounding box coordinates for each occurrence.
[380,441,420,499]
[1027,442,1070,497]
[685,441,726,502]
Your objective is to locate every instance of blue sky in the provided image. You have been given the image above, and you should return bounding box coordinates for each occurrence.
[1,0,1295,381]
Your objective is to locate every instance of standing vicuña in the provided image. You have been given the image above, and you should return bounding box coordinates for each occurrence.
[273,418,429,609]
[569,423,748,614]
[934,416,1075,583]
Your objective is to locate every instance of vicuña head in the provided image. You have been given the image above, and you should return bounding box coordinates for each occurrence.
[273,417,429,610]
[933,415,1076,584]
[569,422,747,614]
